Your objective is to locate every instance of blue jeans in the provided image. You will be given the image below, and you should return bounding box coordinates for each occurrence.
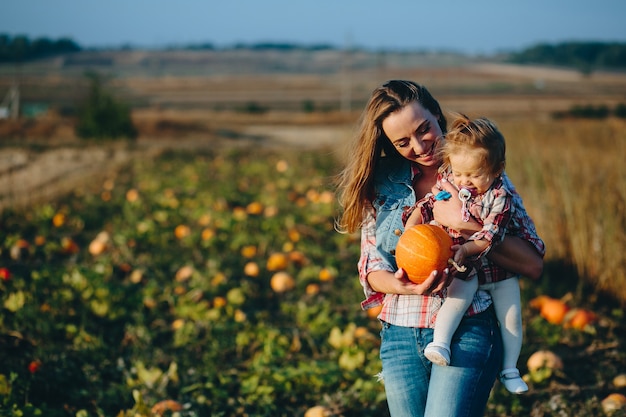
[379,306,503,417]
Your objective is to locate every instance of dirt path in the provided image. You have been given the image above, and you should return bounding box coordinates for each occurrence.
[0,124,351,212]
[0,145,135,212]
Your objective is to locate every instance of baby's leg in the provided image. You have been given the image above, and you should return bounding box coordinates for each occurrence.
[426,275,478,366]
[487,277,528,394]
[488,278,522,370]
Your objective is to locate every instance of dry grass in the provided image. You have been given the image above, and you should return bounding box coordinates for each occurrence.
[502,118,626,303]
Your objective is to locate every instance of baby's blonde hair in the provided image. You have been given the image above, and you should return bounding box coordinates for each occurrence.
[440,113,506,176]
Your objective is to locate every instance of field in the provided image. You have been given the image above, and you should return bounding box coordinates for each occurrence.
[1,49,626,416]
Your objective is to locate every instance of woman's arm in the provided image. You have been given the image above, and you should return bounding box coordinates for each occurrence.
[359,205,451,297]
[367,268,451,296]
[432,179,543,279]
[488,235,543,280]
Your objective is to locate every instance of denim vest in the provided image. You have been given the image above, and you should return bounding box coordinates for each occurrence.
[372,157,416,270]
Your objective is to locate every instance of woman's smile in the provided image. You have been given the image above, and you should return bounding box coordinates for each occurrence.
[416,142,436,158]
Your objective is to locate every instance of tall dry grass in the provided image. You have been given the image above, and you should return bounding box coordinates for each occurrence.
[502,118,626,303]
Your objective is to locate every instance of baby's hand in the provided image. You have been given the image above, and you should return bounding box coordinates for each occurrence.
[452,244,468,266]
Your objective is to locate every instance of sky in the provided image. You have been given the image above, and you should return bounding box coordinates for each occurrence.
[2,0,626,55]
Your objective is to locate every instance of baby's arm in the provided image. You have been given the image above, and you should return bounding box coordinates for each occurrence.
[453,239,490,266]
[404,207,423,229]
[403,192,436,228]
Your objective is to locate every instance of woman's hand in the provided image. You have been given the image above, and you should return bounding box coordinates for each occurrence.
[367,267,452,296]
[431,180,481,237]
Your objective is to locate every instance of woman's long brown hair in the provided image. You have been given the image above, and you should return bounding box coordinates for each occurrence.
[336,81,446,233]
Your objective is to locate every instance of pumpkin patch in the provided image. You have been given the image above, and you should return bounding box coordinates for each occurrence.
[0,144,623,416]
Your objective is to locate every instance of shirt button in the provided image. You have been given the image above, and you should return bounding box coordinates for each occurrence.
[394,229,402,236]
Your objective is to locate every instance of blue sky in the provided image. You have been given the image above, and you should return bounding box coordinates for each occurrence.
[2,0,625,54]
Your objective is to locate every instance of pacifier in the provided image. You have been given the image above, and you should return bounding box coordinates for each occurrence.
[458,187,472,222]
[458,188,472,202]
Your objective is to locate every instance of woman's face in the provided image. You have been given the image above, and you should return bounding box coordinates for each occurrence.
[381,100,443,167]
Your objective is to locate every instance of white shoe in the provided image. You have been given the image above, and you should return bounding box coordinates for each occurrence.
[499,368,529,394]
[424,342,451,366]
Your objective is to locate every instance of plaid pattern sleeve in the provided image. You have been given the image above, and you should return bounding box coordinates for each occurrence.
[358,204,393,310]
[467,185,513,259]
[502,175,546,257]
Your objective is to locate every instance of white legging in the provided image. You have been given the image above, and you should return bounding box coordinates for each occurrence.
[433,276,522,371]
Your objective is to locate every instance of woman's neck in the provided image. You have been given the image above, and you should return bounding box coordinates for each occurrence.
[413,164,439,199]
[421,164,439,178]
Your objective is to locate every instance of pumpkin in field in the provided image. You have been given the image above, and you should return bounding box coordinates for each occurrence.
[564,308,597,330]
[539,298,570,324]
[526,350,563,372]
[395,224,453,284]
[602,393,626,414]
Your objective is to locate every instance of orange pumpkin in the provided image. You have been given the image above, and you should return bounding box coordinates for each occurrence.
[601,393,626,414]
[540,298,570,324]
[529,295,552,310]
[564,308,597,330]
[366,304,383,319]
[395,224,453,284]
[151,399,183,416]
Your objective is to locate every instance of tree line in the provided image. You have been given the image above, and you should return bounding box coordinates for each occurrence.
[0,34,81,62]
[507,41,626,73]
[2,33,626,73]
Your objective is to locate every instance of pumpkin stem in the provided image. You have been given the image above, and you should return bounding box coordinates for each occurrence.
[448,258,467,272]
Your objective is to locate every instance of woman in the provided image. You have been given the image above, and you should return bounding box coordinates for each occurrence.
[336,80,544,417]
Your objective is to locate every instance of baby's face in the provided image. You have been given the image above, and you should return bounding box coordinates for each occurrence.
[449,149,494,195]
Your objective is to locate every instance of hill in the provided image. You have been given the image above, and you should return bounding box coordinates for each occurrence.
[2,48,626,118]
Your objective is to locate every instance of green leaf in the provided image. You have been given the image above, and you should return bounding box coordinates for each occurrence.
[4,291,25,312]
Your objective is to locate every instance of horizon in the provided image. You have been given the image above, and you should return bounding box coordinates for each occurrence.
[2,0,626,55]
[4,32,626,57]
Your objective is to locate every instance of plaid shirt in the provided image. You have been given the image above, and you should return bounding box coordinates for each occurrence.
[359,203,494,327]
[418,171,516,284]
[358,165,544,327]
